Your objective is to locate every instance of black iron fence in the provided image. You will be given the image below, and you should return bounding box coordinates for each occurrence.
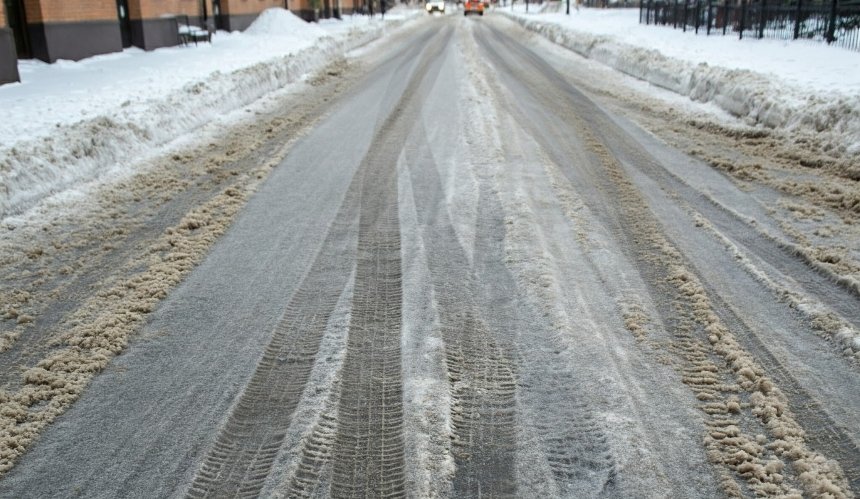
[641,0,860,51]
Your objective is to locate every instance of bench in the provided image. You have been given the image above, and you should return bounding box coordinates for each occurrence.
[176,15,212,46]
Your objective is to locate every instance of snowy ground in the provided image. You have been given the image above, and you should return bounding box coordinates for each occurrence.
[0,15,857,496]
[503,6,860,158]
[0,8,420,220]
[4,5,855,222]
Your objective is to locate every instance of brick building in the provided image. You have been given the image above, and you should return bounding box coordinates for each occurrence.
[0,0,17,83]
[18,0,124,63]
[1,0,358,86]
[128,0,214,51]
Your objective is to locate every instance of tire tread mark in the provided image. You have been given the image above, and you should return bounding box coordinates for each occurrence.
[330,180,406,498]
[405,122,519,497]
[476,22,856,496]
[471,174,617,494]
[185,167,363,499]
[284,407,339,498]
[328,25,456,499]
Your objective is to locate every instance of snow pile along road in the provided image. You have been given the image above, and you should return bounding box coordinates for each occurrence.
[503,8,860,160]
[0,9,417,220]
[245,8,329,37]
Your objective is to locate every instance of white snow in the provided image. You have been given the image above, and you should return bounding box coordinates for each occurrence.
[244,8,328,37]
[0,8,419,220]
[4,6,857,220]
[504,6,860,156]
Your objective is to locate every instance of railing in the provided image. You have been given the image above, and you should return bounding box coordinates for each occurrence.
[641,0,860,51]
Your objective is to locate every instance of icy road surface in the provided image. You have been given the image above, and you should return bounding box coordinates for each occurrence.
[1,14,858,498]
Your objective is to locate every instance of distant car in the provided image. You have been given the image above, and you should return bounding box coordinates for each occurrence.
[426,0,445,13]
[464,0,484,14]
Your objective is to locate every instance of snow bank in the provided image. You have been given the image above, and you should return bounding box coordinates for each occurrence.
[0,9,418,220]
[245,8,327,37]
[503,9,860,158]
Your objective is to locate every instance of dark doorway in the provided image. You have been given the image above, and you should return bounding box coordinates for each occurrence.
[212,0,223,30]
[116,0,131,48]
[4,0,30,58]
[198,0,208,27]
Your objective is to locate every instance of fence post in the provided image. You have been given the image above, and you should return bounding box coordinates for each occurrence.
[793,0,802,39]
[683,0,688,31]
[673,0,679,27]
[826,0,837,43]
[695,1,701,33]
[640,0,644,22]
[759,0,766,38]
[739,0,746,38]
[647,0,652,24]
[723,4,729,34]
[707,0,713,34]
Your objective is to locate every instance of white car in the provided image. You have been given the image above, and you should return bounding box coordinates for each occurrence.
[426,0,445,13]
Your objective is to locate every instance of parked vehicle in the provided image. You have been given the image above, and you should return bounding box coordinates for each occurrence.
[426,0,446,13]
[464,0,484,15]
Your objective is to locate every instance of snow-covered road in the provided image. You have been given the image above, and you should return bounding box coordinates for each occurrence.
[0,11,857,498]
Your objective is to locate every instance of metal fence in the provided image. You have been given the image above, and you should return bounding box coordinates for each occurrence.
[640,0,860,51]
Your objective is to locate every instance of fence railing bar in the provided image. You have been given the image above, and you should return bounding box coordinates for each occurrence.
[641,0,859,51]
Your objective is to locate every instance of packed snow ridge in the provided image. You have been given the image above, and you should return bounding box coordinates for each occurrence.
[0,9,416,220]
[244,8,329,37]
[504,8,860,160]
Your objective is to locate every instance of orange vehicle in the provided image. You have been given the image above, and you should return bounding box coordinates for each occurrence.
[464,0,484,15]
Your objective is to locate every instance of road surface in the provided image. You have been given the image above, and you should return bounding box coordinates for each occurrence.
[0,13,857,498]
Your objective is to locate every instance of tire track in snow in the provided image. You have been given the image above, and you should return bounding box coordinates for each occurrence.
[476,21,854,497]
[472,167,617,495]
[265,269,356,499]
[328,26,455,498]
[187,24,454,498]
[283,396,340,497]
[573,106,854,496]
[329,163,405,497]
[405,122,518,497]
[185,167,363,499]
[504,32,859,493]
[454,26,618,492]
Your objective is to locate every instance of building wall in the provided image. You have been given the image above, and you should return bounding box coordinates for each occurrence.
[222,0,284,15]
[288,0,357,21]
[22,0,118,23]
[1,0,19,84]
[218,0,283,31]
[339,0,361,15]
[130,0,206,19]
[23,0,123,62]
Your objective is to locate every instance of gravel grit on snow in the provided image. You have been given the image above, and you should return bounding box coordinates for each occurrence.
[0,8,419,220]
[503,7,860,159]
